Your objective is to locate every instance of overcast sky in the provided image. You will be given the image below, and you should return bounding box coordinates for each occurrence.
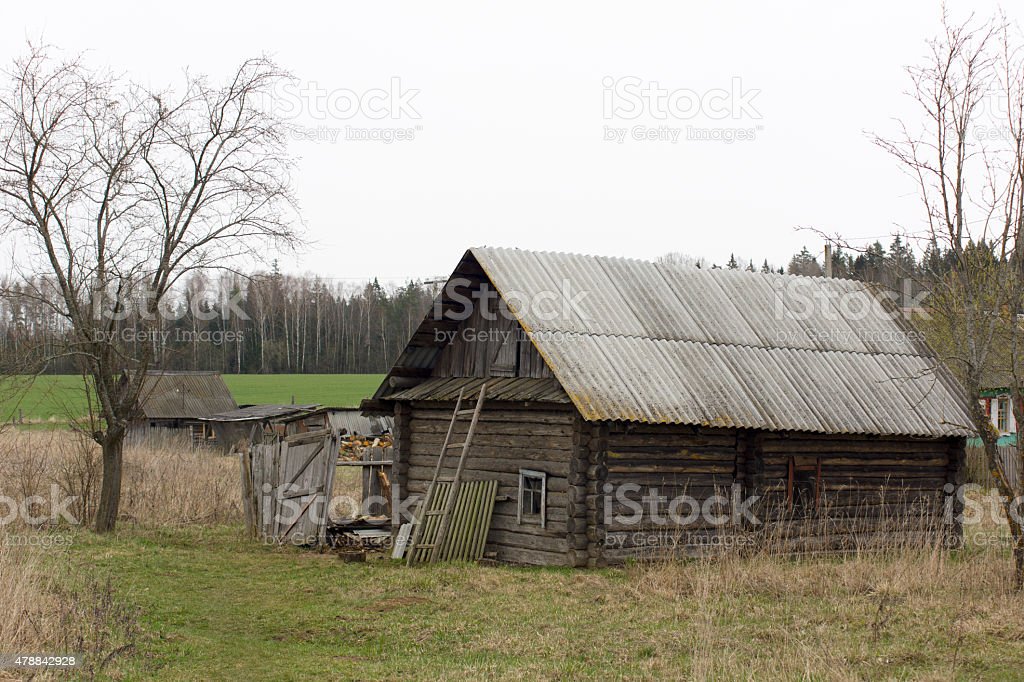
[1,1,1014,284]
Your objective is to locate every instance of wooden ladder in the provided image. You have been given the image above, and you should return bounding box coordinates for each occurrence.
[405,383,487,564]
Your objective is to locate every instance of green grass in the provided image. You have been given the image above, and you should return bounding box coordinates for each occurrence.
[64,526,624,680]
[0,374,93,423]
[46,525,1024,680]
[0,374,385,423]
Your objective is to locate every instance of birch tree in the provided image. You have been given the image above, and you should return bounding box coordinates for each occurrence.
[865,12,1024,586]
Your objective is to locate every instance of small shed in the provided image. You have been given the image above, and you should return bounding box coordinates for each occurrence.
[127,371,237,449]
[200,404,324,453]
[365,247,975,567]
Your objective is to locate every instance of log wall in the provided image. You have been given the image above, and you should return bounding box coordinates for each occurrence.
[744,432,963,551]
[598,423,742,564]
[391,402,966,567]
[399,400,576,566]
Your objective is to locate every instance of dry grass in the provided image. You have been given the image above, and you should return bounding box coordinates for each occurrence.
[0,430,235,678]
[623,547,1020,679]
[0,526,140,680]
[608,504,1021,680]
[0,430,242,529]
[0,529,50,655]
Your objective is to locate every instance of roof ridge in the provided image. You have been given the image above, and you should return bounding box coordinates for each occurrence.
[471,245,858,286]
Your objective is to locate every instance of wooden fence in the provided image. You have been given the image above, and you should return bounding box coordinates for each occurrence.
[240,429,337,545]
[965,444,1021,489]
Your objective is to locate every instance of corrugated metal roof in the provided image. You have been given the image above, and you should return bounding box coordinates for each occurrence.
[137,371,237,419]
[326,408,395,436]
[467,247,972,438]
[386,377,570,403]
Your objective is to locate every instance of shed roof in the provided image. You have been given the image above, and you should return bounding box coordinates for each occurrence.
[201,404,320,422]
[136,371,237,419]
[325,408,395,436]
[376,248,974,438]
[387,377,570,403]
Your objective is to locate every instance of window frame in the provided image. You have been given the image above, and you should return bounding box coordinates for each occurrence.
[787,456,822,516]
[997,396,1011,433]
[517,469,547,528]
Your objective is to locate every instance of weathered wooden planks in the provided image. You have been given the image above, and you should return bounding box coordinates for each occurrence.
[401,403,573,565]
[406,480,499,563]
[392,395,965,567]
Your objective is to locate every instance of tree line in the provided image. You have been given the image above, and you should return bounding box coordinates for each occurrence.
[0,263,438,376]
[1,238,969,377]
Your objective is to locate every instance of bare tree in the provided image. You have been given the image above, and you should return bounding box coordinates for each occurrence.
[656,252,707,269]
[845,12,1024,585]
[0,46,299,532]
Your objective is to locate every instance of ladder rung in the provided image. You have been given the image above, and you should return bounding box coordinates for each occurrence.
[437,476,454,483]
[446,441,467,449]
[455,409,476,418]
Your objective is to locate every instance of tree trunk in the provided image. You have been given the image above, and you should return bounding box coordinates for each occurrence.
[1015,540,1024,591]
[95,435,124,533]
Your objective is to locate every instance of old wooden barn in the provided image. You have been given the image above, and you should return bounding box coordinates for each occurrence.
[364,248,973,567]
[127,371,237,449]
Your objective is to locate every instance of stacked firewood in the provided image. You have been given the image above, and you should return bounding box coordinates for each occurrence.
[338,434,393,461]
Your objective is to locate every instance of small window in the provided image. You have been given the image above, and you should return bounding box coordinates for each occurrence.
[787,457,822,517]
[997,397,1011,433]
[518,469,546,527]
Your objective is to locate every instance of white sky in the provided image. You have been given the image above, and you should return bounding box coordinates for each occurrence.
[1,1,1014,284]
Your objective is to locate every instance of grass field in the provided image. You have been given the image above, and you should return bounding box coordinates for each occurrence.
[0,374,385,423]
[36,524,1024,680]
[4,432,1024,679]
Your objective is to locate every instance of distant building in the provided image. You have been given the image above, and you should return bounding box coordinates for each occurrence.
[127,371,237,449]
[325,408,393,437]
